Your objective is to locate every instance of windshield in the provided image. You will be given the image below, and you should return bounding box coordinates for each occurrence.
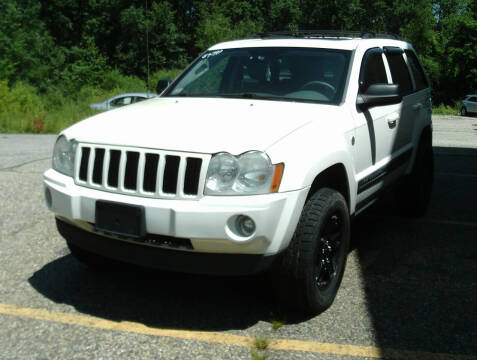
[164,47,351,104]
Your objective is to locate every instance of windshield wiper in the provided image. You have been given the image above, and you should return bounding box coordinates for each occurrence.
[219,93,258,99]
[218,93,297,102]
[217,93,283,100]
[169,92,294,102]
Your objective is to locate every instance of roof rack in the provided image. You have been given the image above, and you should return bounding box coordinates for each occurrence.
[250,30,401,40]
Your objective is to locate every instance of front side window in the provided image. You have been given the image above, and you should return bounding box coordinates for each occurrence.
[385,51,413,94]
[360,50,388,92]
[164,47,351,104]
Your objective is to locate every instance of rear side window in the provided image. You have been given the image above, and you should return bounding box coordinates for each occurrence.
[360,49,388,92]
[405,50,428,90]
[134,96,147,103]
[111,96,133,107]
[384,49,412,94]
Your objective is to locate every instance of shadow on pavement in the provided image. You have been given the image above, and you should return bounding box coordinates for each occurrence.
[353,146,477,356]
[28,256,296,331]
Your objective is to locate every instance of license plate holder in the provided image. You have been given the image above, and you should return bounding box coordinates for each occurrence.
[95,201,146,239]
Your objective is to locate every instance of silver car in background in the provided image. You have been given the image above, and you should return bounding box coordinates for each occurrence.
[90,92,157,111]
[460,94,477,116]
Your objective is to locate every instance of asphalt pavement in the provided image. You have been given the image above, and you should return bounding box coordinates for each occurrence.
[0,116,476,359]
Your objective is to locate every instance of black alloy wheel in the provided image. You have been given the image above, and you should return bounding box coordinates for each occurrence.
[315,213,343,289]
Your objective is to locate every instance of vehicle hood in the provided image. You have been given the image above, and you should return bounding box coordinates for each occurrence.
[63,97,334,155]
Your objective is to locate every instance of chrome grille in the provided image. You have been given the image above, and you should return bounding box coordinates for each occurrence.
[74,144,210,199]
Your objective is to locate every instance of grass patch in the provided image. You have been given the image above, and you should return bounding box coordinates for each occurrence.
[269,310,286,330]
[250,348,269,360]
[432,103,459,115]
[251,336,269,360]
[271,319,284,330]
[253,337,269,350]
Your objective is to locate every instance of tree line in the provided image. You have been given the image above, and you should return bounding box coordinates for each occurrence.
[1,0,476,105]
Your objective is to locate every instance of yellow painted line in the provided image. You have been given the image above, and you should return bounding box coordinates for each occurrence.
[1,303,476,360]
[0,303,251,348]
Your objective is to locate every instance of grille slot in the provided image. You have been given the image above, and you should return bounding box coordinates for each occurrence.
[143,153,159,192]
[79,147,90,181]
[108,150,121,188]
[163,155,180,194]
[75,145,208,200]
[184,158,202,195]
[124,151,140,190]
[92,148,105,185]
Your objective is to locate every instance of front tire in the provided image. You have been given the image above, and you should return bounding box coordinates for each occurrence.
[273,188,350,314]
[460,107,467,116]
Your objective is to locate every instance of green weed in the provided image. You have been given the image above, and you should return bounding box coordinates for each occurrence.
[253,337,269,350]
[250,348,269,360]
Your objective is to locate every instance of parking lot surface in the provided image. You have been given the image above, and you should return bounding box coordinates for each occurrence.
[0,115,476,359]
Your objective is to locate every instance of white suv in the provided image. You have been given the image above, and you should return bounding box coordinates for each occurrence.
[43,31,433,314]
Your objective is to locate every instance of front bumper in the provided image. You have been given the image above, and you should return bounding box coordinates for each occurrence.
[44,169,308,257]
[57,218,277,275]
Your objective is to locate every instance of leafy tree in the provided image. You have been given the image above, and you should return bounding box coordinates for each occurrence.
[0,0,58,89]
[268,0,302,31]
[438,0,476,102]
[114,2,187,78]
[194,1,263,51]
[60,36,110,96]
[0,0,475,107]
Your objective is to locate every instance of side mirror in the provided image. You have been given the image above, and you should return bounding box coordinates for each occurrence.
[156,78,172,94]
[357,83,402,110]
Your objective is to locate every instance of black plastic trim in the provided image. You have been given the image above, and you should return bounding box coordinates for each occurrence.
[250,30,401,40]
[383,46,404,54]
[357,148,413,194]
[57,218,276,276]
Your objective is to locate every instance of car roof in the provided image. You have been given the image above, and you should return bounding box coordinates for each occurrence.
[208,37,411,52]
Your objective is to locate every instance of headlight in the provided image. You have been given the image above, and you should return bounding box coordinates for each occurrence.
[52,135,77,177]
[205,151,283,195]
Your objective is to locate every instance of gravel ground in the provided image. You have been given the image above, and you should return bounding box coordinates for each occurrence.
[0,115,476,359]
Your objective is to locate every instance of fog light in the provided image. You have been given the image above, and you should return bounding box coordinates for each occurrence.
[235,215,256,237]
[44,187,52,209]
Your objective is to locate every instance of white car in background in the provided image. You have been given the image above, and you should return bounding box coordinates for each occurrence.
[460,94,477,116]
[90,92,156,111]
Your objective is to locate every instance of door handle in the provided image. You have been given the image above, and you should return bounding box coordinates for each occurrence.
[386,113,399,129]
[412,103,423,111]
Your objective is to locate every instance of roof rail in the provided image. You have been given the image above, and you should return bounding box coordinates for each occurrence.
[250,30,401,40]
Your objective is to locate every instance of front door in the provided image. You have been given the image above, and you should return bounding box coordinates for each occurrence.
[352,47,407,207]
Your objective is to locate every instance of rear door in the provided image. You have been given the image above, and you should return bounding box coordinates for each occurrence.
[383,47,415,157]
[403,49,432,146]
